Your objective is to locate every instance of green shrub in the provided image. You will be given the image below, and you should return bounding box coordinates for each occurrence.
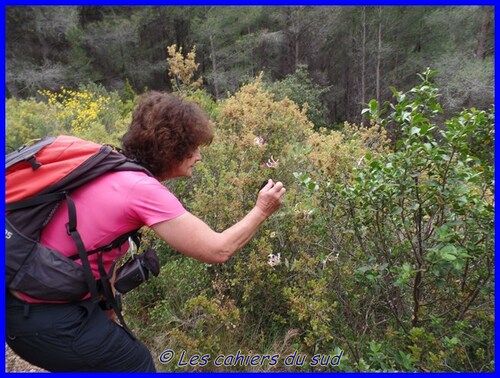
[328,69,494,371]
[266,64,330,129]
[6,98,55,151]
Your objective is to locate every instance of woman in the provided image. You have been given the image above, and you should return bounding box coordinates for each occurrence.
[6,91,286,372]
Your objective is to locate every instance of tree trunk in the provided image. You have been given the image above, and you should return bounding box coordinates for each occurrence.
[361,7,366,106]
[344,64,351,120]
[209,34,220,100]
[32,7,51,65]
[293,7,302,71]
[476,7,491,60]
[376,7,382,104]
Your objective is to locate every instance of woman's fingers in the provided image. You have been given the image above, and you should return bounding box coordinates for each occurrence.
[256,180,286,217]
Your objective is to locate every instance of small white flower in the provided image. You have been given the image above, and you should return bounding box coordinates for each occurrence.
[322,252,339,269]
[302,209,314,219]
[267,253,281,267]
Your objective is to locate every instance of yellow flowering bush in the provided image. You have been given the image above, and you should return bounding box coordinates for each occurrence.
[6,84,132,148]
[36,84,129,144]
[39,86,110,134]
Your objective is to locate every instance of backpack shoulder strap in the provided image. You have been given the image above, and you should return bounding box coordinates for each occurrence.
[6,192,66,212]
[64,192,100,302]
[113,159,153,177]
[67,229,142,261]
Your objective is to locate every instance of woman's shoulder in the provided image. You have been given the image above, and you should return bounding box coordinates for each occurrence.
[82,170,165,198]
[103,170,160,186]
[108,170,176,198]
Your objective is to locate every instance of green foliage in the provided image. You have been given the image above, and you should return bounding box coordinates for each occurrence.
[123,253,213,337]
[191,6,263,98]
[5,66,493,372]
[266,65,331,129]
[141,73,397,371]
[6,98,55,151]
[331,68,494,371]
[183,89,219,119]
[158,295,241,372]
[120,78,138,116]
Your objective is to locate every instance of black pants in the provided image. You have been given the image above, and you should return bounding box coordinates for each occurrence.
[6,292,156,372]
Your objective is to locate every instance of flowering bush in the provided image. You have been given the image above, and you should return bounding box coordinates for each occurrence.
[154,73,396,371]
[39,86,108,132]
[38,83,128,144]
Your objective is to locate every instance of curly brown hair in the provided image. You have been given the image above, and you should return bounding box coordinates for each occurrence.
[121,91,214,179]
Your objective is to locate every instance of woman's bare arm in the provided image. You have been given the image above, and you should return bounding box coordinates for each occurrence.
[151,180,285,263]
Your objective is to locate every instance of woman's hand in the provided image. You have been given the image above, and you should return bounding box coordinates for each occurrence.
[255,179,286,218]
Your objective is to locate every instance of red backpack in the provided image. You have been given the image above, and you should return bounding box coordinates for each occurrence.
[6,135,151,307]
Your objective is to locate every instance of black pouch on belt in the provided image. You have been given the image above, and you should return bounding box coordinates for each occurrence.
[114,248,160,294]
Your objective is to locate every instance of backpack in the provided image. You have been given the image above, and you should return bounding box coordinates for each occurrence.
[5,135,152,309]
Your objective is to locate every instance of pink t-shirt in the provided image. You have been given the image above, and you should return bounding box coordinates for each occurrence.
[18,170,186,303]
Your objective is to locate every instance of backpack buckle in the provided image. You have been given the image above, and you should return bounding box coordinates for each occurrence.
[27,156,42,170]
[128,236,137,258]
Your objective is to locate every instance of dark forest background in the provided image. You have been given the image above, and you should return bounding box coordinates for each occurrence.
[6,6,494,127]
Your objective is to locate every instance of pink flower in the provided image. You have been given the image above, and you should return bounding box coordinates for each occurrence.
[253,136,265,147]
[265,155,279,168]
